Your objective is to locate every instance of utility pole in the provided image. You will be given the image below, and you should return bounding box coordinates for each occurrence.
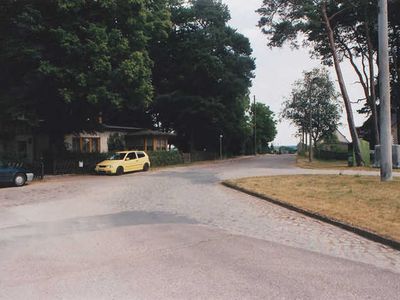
[378,0,393,181]
[253,95,257,155]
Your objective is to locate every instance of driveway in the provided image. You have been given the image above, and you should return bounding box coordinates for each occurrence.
[0,154,399,299]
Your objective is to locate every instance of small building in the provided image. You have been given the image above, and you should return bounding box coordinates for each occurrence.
[1,122,174,162]
[64,124,174,153]
[0,121,50,163]
[318,129,350,152]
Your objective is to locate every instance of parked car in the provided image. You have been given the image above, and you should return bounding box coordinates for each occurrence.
[0,160,34,187]
[95,150,150,175]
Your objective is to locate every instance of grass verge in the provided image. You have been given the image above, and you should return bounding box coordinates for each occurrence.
[297,157,400,172]
[225,175,400,242]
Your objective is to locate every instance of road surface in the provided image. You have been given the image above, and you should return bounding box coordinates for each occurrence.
[0,154,399,299]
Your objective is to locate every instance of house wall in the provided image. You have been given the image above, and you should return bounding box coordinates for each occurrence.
[64,131,171,153]
[125,136,169,151]
[16,134,34,162]
[64,132,112,153]
[0,134,49,162]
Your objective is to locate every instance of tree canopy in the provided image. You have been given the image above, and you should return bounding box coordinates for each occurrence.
[151,0,256,154]
[252,102,277,153]
[0,0,272,156]
[258,0,400,159]
[282,68,341,148]
[0,0,171,133]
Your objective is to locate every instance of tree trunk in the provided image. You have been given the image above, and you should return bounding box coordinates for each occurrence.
[321,3,364,166]
[365,20,380,145]
[397,108,400,144]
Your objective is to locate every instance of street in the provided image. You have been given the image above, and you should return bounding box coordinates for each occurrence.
[0,154,399,299]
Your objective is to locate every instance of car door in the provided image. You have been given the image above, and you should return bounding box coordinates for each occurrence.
[132,151,143,171]
[136,151,147,170]
[124,152,137,172]
[0,162,13,183]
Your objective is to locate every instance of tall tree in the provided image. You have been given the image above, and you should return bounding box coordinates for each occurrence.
[0,0,171,136]
[257,0,366,165]
[251,102,277,153]
[282,68,341,150]
[151,0,255,154]
[388,0,400,143]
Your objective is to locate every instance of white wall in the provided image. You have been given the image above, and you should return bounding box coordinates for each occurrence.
[64,131,112,153]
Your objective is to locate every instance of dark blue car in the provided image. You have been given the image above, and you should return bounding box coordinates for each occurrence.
[0,160,34,187]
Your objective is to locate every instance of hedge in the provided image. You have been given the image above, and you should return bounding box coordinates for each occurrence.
[45,151,184,174]
[147,151,183,167]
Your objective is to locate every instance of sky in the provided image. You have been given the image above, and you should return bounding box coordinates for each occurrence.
[221,0,367,146]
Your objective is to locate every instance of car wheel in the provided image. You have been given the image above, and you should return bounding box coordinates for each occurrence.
[143,163,150,171]
[116,166,124,175]
[14,173,27,187]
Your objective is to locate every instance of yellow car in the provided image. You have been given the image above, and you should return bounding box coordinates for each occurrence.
[95,150,150,175]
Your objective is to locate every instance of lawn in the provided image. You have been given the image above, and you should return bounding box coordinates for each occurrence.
[226,175,400,242]
[296,156,400,172]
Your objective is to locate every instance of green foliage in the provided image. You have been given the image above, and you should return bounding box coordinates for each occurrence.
[151,0,255,155]
[251,102,277,153]
[42,150,184,174]
[147,150,183,167]
[282,68,341,148]
[349,139,371,167]
[0,0,258,156]
[0,0,171,134]
[257,0,400,144]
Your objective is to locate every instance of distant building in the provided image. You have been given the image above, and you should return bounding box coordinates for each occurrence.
[64,124,174,153]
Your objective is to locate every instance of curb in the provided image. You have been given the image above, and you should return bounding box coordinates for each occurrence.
[221,181,400,252]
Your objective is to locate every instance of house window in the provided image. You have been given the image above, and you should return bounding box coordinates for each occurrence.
[82,138,90,153]
[161,138,167,150]
[72,138,80,152]
[72,137,100,153]
[156,138,167,150]
[146,137,153,151]
[92,138,100,152]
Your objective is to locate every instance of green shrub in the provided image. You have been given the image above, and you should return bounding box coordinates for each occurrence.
[41,150,184,174]
[147,151,183,167]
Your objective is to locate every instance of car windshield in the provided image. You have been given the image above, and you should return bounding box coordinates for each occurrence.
[107,153,126,160]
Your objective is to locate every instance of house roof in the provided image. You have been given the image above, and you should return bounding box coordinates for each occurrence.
[102,124,143,132]
[335,129,350,144]
[318,129,350,145]
[102,124,175,137]
[126,130,175,137]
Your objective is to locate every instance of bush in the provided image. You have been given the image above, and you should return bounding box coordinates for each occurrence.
[147,151,183,167]
[315,149,348,160]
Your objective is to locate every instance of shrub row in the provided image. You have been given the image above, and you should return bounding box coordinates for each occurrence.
[315,149,348,161]
[49,151,184,174]
[147,150,183,167]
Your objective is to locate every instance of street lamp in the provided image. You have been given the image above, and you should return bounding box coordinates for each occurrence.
[219,134,223,160]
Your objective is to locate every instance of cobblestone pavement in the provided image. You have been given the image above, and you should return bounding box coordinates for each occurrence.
[0,154,399,299]
[113,155,400,273]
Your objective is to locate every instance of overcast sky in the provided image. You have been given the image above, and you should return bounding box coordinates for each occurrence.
[222,0,367,146]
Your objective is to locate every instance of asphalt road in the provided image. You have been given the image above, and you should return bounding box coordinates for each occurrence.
[0,154,399,299]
